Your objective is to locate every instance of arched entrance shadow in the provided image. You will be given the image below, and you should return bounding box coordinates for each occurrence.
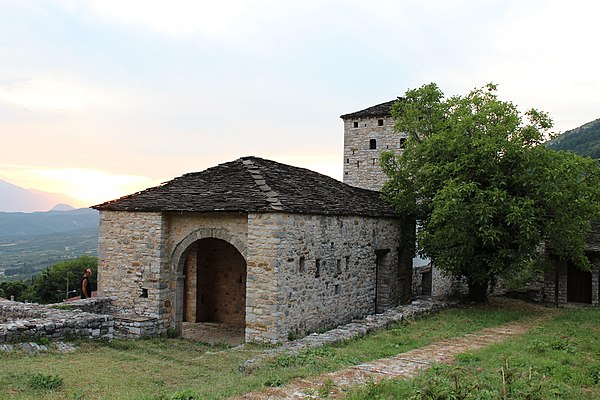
[172,229,247,344]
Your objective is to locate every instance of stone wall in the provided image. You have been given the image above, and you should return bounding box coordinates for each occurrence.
[245,212,409,343]
[0,299,113,343]
[343,116,407,191]
[98,211,169,330]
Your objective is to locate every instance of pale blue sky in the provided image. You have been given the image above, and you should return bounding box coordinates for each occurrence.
[1,0,599,206]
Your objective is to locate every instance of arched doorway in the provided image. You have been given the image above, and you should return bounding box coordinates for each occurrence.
[180,237,246,343]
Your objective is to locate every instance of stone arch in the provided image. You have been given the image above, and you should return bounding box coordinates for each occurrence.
[171,227,247,331]
[172,227,247,274]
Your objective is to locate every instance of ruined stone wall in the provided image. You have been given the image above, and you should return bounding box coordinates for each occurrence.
[0,299,113,343]
[343,116,407,191]
[97,211,169,328]
[246,212,408,343]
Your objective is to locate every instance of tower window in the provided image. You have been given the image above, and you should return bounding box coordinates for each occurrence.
[378,119,384,126]
[353,121,359,128]
[400,137,407,148]
[346,158,349,164]
[315,259,321,278]
[369,139,377,149]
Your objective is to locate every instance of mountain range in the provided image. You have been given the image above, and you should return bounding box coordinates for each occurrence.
[547,118,600,159]
[0,208,99,281]
[0,179,84,213]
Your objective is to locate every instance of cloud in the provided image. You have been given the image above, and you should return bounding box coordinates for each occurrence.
[0,75,123,112]
[80,0,273,38]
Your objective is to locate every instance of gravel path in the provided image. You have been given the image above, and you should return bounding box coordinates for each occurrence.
[231,317,543,399]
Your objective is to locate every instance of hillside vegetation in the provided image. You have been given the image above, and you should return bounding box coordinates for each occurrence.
[0,209,98,281]
[547,117,600,159]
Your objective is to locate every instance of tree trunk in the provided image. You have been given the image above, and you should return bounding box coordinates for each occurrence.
[467,279,489,303]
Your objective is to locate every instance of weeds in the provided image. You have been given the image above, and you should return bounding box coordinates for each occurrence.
[27,373,64,390]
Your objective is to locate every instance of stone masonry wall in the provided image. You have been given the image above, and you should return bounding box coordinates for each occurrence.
[98,211,169,329]
[246,212,408,343]
[343,116,407,191]
[0,299,113,343]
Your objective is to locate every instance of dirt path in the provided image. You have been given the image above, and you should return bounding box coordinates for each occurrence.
[231,317,543,399]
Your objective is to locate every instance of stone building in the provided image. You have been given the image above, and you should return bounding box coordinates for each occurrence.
[341,100,407,191]
[543,225,600,306]
[341,100,455,297]
[93,157,413,342]
[342,100,600,307]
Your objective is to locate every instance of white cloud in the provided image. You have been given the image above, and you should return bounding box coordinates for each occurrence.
[0,76,123,112]
[80,0,274,38]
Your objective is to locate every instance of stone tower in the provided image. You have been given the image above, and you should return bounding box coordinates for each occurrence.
[340,99,407,191]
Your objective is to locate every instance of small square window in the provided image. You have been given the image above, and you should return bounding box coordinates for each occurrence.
[140,288,148,298]
[378,119,384,126]
[353,121,358,128]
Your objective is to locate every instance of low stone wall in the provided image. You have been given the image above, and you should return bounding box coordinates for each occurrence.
[114,314,159,339]
[0,299,113,343]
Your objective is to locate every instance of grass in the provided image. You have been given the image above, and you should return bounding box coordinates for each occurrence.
[345,305,600,400]
[0,298,550,399]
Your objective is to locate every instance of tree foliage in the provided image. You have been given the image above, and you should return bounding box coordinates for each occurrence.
[381,83,600,302]
[0,256,98,303]
[29,255,97,303]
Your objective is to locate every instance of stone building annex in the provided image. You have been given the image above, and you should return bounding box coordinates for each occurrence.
[93,157,414,343]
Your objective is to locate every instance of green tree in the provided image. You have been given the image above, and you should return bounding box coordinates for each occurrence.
[30,255,98,303]
[381,83,600,302]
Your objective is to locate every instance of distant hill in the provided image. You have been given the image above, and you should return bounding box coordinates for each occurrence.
[0,208,98,281]
[0,179,83,212]
[547,118,600,159]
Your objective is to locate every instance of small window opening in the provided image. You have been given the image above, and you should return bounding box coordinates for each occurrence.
[378,119,384,126]
[140,288,148,298]
[345,256,350,271]
[369,139,377,149]
[334,284,340,295]
[353,121,358,128]
[372,158,376,165]
[400,137,407,148]
[315,259,321,278]
[356,160,360,168]
[346,158,349,164]
[336,259,342,275]
[344,171,348,175]
[299,256,305,273]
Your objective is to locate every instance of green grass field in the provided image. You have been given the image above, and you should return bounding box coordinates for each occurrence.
[0,299,592,400]
[346,306,600,400]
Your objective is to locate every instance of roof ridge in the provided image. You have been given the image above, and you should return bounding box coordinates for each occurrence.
[241,158,284,211]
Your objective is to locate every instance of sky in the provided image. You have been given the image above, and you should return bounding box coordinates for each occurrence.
[1,0,599,208]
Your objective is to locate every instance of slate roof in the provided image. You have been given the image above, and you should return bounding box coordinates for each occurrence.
[340,99,400,120]
[92,157,399,217]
